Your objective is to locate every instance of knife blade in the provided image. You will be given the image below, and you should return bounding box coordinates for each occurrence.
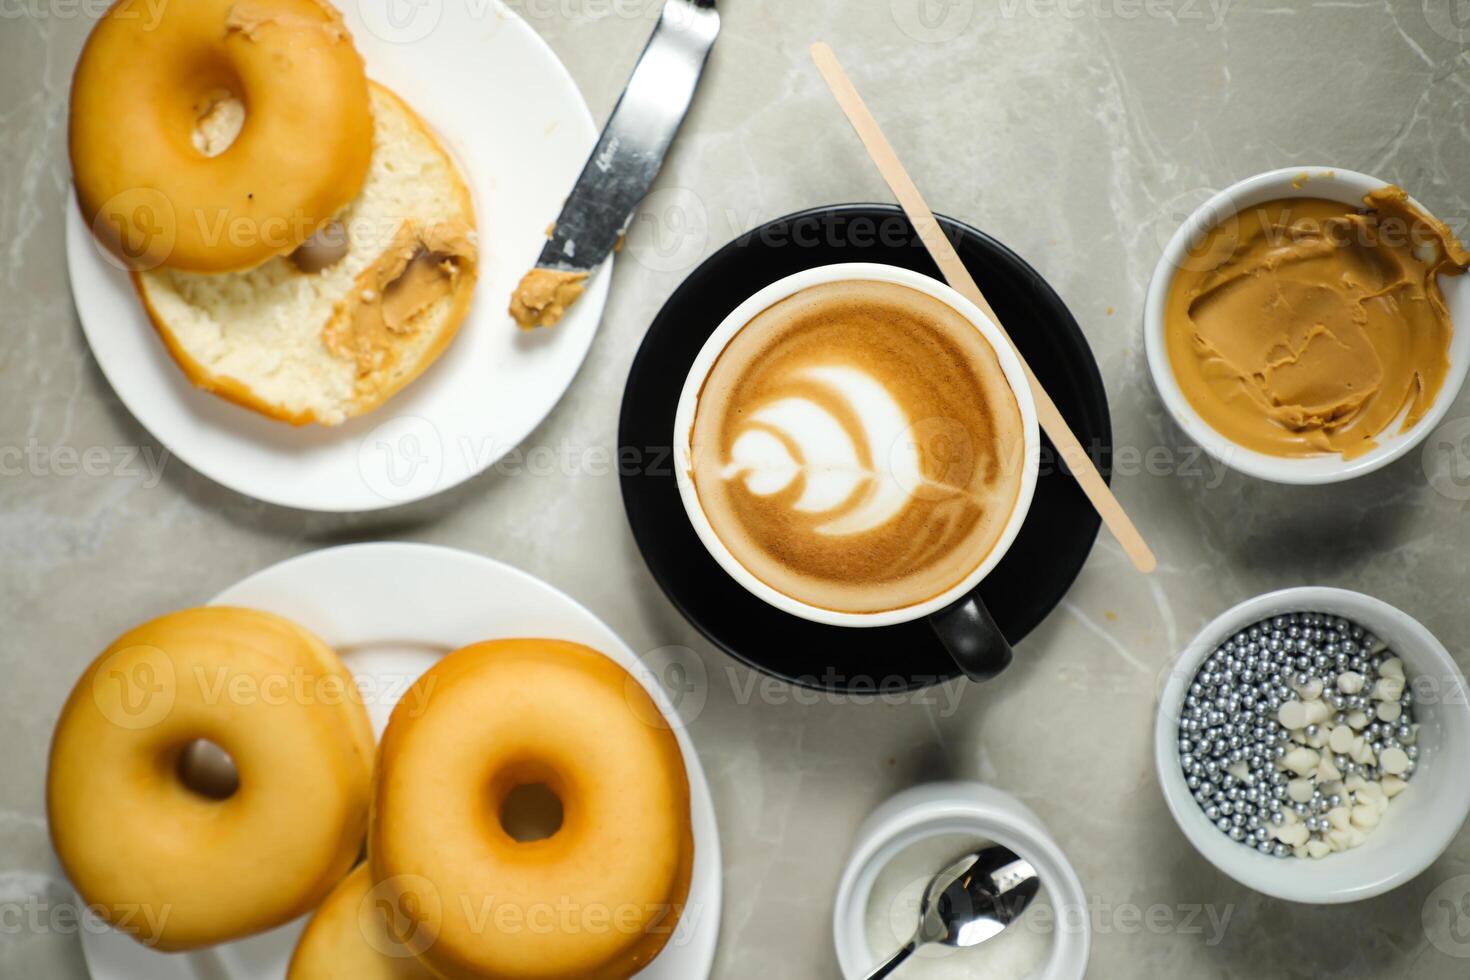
[510,0,720,328]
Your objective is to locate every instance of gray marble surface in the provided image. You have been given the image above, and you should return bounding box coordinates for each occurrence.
[5,0,1470,977]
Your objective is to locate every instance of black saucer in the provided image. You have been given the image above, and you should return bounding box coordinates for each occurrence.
[618,204,1112,692]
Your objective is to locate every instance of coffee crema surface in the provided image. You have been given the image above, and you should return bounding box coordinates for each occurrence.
[689,280,1025,614]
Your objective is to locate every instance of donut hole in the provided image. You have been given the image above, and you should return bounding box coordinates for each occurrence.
[191,88,246,158]
[499,783,564,843]
[175,739,240,801]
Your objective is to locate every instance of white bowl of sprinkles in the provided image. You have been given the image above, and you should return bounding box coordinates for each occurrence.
[1155,587,1470,904]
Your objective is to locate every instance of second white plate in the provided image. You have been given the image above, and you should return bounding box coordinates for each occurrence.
[79,542,721,980]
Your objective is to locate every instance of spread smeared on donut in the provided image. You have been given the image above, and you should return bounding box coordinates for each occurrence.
[324,221,477,389]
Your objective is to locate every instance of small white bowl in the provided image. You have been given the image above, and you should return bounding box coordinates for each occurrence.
[1143,166,1470,484]
[1154,587,1470,904]
[833,781,1090,980]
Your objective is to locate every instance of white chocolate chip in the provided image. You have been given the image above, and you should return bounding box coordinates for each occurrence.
[1376,701,1402,723]
[1304,700,1331,726]
[1278,823,1309,847]
[1328,725,1355,754]
[1282,747,1321,776]
[1351,740,1376,766]
[1327,806,1352,831]
[1306,839,1332,859]
[1288,778,1316,803]
[1349,828,1367,849]
[1316,757,1342,783]
[1278,700,1309,730]
[1337,671,1365,694]
[1380,747,1410,775]
[1328,829,1353,851]
[1348,709,1370,729]
[1380,657,1404,680]
[1382,775,1408,798]
[1374,677,1405,702]
[1351,805,1380,829]
[1297,678,1324,701]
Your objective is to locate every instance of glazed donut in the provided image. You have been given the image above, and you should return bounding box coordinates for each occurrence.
[69,0,372,273]
[47,607,374,950]
[371,639,695,980]
[288,865,436,980]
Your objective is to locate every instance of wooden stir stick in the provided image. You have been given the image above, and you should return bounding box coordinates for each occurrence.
[810,42,1157,575]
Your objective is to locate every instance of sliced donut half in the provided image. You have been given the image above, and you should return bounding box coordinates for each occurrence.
[134,83,478,426]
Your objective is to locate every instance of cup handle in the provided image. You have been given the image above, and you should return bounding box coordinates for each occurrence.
[927,592,1013,682]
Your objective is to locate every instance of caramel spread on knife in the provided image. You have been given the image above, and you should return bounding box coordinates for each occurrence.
[1165,187,1468,459]
[325,221,476,383]
[509,267,588,329]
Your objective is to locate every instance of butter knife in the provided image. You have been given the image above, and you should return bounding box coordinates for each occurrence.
[510,0,720,328]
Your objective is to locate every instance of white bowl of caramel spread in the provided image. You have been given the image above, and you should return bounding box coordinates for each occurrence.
[1145,167,1470,483]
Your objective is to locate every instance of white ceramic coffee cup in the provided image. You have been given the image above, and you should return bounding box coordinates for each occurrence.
[673,263,1040,660]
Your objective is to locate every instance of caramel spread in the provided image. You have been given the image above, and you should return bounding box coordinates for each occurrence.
[509,267,588,329]
[1165,187,1469,459]
[325,222,477,382]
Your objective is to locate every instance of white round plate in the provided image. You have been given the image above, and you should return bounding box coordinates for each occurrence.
[79,542,721,979]
[65,0,611,511]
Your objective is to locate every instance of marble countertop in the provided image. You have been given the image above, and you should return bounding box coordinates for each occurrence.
[4,1,1470,976]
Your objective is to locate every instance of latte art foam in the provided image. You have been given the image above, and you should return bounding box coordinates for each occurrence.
[689,280,1025,614]
[721,364,923,536]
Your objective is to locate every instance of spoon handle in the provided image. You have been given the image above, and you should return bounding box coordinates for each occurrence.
[863,939,918,980]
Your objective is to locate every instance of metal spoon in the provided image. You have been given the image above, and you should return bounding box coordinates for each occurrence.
[864,845,1042,980]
